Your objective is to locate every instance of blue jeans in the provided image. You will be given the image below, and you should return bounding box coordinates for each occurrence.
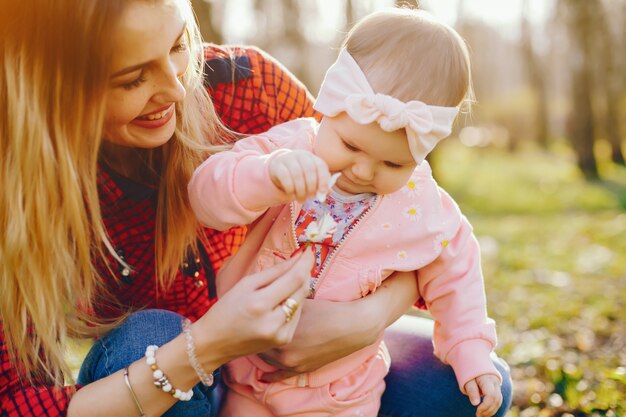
[78,310,217,417]
[79,310,512,417]
[380,315,513,417]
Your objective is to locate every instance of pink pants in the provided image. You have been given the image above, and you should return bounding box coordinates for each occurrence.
[220,352,389,417]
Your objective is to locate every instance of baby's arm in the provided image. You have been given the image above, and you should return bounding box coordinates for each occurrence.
[188,120,319,230]
[417,214,501,402]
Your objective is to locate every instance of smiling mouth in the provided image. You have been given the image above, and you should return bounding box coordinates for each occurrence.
[130,105,175,129]
[136,106,172,121]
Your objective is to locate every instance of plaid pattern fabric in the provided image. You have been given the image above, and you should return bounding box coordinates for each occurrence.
[1,44,316,416]
[204,44,319,134]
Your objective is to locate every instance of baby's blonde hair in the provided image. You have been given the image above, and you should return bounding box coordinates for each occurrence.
[344,7,472,108]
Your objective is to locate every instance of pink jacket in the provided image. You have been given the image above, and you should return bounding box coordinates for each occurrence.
[189,118,501,390]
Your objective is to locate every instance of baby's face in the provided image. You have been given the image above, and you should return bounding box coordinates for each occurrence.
[314,113,417,195]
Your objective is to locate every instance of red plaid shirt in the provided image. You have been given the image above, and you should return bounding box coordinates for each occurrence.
[0,44,317,416]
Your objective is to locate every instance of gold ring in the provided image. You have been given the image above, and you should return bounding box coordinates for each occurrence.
[280,298,299,323]
[284,298,298,311]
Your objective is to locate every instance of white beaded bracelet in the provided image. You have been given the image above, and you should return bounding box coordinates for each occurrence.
[145,345,194,402]
[182,318,214,387]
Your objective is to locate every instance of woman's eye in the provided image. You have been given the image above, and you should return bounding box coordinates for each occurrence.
[172,42,188,53]
[121,74,147,90]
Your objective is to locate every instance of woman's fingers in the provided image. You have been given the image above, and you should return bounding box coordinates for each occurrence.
[234,247,312,328]
[198,252,312,358]
[246,247,311,291]
[259,369,298,383]
[257,246,312,293]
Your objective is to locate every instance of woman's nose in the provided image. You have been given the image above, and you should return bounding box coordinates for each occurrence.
[154,62,186,104]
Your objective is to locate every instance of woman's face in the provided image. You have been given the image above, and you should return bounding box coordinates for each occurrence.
[104,1,190,148]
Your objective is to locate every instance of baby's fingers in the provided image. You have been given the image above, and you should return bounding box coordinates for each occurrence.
[312,157,331,197]
[464,380,481,407]
[270,162,296,195]
[476,378,502,417]
[291,154,319,201]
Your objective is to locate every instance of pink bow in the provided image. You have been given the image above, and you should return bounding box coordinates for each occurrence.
[314,49,459,164]
[345,93,435,136]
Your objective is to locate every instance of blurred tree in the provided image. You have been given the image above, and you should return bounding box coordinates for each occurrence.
[395,0,418,7]
[251,0,312,87]
[345,0,355,28]
[521,0,549,149]
[562,0,599,179]
[597,1,625,165]
[191,0,223,44]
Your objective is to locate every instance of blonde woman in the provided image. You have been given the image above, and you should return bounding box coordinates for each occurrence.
[1,0,511,416]
[1,0,312,416]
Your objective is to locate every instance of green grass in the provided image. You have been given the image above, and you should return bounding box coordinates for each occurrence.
[431,141,626,417]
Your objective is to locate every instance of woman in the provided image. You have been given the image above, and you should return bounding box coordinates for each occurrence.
[0,0,512,416]
[1,1,311,416]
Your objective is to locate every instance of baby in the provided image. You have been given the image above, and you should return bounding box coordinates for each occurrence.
[190,8,502,417]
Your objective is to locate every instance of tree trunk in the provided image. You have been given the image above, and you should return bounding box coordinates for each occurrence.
[395,0,418,7]
[521,0,549,149]
[345,0,355,28]
[564,0,599,179]
[283,0,309,87]
[191,0,223,44]
[598,3,625,164]
[569,68,598,179]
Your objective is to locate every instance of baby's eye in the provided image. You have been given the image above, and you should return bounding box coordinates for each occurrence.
[342,140,359,152]
[384,161,402,168]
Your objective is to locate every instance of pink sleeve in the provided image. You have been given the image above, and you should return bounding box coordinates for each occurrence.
[417,216,501,392]
[188,119,315,230]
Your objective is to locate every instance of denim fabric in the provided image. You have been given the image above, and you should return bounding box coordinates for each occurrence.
[379,315,513,417]
[78,309,217,417]
[78,310,512,417]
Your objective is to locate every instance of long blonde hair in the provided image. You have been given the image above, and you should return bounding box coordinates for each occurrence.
[146,0,232,288]
[0,0,122,384]
[344,7,473,108]
[0,0,228,385]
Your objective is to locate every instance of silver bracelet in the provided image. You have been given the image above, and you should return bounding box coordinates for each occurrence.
[123,367,146,417]
[145,345,194,401]
[182,318,214,387]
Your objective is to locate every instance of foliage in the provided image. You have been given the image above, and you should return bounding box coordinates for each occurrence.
[433,141,626,416]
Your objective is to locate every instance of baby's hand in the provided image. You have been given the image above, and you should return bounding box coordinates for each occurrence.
[269,150,330,202]
[464,374,502,417]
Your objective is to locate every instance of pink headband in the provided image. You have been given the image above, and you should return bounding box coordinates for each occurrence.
[314,49,459,164]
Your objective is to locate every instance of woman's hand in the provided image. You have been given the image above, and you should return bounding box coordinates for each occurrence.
[193,248,314,368]
[464,374,502,417]
[258,270,418,381]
